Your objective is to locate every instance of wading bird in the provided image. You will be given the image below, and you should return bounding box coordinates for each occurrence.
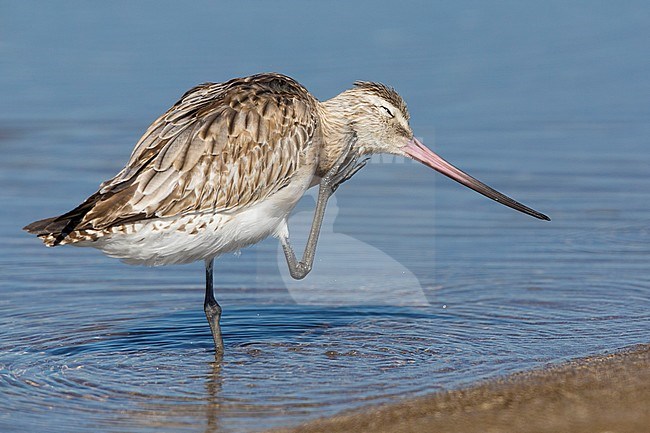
[24,73,549,355]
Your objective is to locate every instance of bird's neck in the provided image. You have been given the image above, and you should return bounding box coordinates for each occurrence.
[316,93,359,177]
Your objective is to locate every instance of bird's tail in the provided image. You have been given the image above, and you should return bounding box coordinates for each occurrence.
[23,197,97,246]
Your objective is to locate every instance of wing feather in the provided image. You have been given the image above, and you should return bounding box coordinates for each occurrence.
[69,73,318,233]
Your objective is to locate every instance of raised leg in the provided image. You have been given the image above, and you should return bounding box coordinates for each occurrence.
[204,258,224,356]
[280,144,368,280]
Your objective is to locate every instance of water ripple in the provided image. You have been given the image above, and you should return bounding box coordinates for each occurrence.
[2,7,650,431]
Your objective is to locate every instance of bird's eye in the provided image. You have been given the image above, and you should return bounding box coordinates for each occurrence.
[380,106,394,118]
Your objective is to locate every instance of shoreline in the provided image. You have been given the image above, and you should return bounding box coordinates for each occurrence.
[271,344,650,433]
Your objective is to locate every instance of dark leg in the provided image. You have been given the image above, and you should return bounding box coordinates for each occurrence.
[280,143,368,280]
[204,258,224,356]
[279,182,334,280]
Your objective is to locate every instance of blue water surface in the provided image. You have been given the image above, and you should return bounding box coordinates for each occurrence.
[1,2,649,432]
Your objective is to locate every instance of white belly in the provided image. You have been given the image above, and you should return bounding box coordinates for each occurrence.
[84,170,314,266]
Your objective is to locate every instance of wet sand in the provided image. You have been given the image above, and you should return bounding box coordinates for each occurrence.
[272,344,650,433]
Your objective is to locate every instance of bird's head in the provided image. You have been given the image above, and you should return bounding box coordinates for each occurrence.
[329,81,550,221]
[341,81,415,155]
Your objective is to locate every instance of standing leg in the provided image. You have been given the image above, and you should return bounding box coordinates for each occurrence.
[204,258,224,356]
[280,144,367,280]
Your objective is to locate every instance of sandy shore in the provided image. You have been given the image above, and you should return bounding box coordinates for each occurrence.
[271,344,650,433]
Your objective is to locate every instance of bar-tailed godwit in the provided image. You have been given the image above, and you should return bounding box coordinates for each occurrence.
[25,73,549,355]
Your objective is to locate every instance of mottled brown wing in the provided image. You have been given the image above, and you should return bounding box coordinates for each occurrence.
[76,74,318,230]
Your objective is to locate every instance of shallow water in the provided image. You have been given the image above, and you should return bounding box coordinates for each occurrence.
[1,2,649,432]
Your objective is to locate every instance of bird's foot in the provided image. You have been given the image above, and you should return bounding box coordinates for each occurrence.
[322,143,369,193]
